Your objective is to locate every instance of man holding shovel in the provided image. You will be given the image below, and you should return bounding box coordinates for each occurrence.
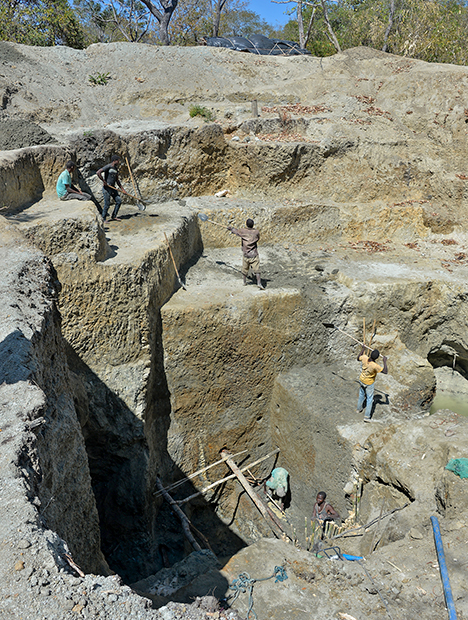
[227,218,265,290]
[97,154,127,221]
[357,347,387,422]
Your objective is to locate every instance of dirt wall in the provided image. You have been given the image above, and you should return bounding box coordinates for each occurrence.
[0,219,105,575]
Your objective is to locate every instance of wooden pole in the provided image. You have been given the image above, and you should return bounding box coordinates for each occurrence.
[125,155,143,202]
[369,319,376,346]
[155,476,202,552]
[177,448,280,505]
[164,232,187,291]
[221,450,284,539]
[153,449,248,497]
[363,318,366,346]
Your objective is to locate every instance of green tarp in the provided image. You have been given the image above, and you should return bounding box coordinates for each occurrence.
[445,458,468,479]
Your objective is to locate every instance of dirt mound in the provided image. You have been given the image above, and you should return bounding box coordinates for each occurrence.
[0,119,55,150]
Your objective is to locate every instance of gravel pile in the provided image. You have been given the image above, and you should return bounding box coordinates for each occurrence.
[0,119,55,150]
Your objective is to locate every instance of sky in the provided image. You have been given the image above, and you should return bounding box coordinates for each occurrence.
[247,0,292,26]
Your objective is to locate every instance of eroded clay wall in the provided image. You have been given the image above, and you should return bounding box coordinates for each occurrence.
[0,219,106,575]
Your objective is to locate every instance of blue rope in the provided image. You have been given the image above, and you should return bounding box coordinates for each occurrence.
[227,566,288,619]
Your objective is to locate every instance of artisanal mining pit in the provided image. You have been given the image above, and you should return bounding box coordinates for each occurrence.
[2,42,468,620]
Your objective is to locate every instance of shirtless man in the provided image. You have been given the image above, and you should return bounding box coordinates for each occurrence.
[312,492,340,523]
[227,218,265,290]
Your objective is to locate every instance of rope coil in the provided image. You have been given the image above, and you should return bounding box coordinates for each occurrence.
[227,566,288,619]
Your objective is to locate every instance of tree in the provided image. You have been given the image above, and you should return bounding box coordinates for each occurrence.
[329,0,468,64]
[108,0,152,42]
[74,0,119,43]
[169,0,210,44]
[212,0,227,36]
[169,0,273,44]
[272,0,340,50]
[221,8,276,36]
[139,0,179,44]
[0,0,86,48]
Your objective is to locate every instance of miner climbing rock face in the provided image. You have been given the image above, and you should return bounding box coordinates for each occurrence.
[227,218,265,290]
[357,347,388,422]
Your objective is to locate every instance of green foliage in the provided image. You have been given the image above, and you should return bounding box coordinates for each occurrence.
[0,0,86,48]
[189,104,216,121]
[283,0,468,64]
[221,8,276,37]
[88,71,112,85]
[73,0,117,43]
[1,0,467,65]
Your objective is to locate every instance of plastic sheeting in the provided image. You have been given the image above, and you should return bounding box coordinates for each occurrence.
[266,467,289,497]
[205,34,311,56]
[446,458,468,479]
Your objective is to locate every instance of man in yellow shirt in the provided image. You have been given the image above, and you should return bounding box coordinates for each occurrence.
[357,347,387,422]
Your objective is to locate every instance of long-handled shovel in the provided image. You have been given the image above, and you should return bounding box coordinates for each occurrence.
[107,185,146,211]
[197,213,228,228]
[125,156,146,209]
[164,233,187,291]
[323,322,373,351]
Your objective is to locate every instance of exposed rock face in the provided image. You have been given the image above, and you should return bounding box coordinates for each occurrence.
[0,219,106,576]
[2,41,468,620]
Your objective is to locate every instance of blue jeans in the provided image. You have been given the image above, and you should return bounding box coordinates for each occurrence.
[102,187,122,219]
[357,381,375,419]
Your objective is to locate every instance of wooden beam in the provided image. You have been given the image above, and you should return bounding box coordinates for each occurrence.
[221,450,284,539]
[153,449,248,497]
[155,476,202,552]
[177,448,280,505]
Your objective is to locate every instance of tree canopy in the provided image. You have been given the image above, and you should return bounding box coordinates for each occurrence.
[1,0,468,66]
[281,0,468,64]
[0,0,86,47]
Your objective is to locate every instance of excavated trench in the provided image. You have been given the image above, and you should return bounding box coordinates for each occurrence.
[4,125,468,604]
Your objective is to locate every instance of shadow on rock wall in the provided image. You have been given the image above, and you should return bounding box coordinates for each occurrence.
[64,340,246,589]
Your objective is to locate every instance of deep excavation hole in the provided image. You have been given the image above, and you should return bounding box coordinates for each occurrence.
[44,149,452,596]
[70,241,444,596]
[3,44,468,619]
[12,131,464,609]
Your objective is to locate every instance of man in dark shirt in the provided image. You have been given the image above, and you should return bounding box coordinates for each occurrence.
[97,155,127,221]
[227,218,265,290]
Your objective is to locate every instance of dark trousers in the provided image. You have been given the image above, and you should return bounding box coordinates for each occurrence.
[102,187,122,219]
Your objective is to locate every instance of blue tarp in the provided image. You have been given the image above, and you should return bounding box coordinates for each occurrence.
[205,34,311,56]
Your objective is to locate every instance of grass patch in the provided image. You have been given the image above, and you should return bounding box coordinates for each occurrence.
[88,72,111,86]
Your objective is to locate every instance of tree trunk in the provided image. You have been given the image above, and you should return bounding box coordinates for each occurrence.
[212,0,227,37]
[304,6,316,49]
[297,0,305,48]
[140,0,179,45]
[382,0,395,52]
[321,0,341,52]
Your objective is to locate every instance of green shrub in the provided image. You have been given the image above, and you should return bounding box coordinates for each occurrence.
[189,104,215,122]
